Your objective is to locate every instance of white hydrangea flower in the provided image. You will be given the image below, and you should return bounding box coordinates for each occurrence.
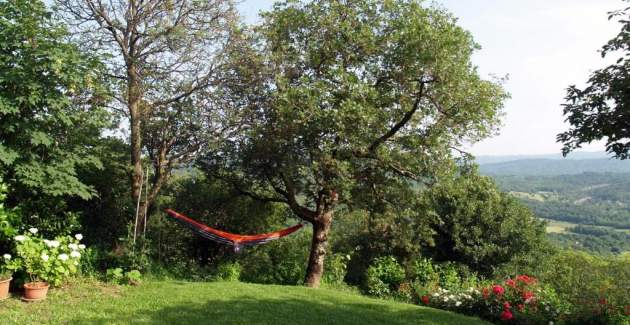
[14,235,26,242]
[70,251,81,258]
[549,322,554,325]
[455,301,462,307]
[74,261,79,266]
[75,234,83,241]
[59,253,69,261]
[28,227,38,234]
[46,240,60,248]
[41,253,49,262]
[68,243,79,250]
[3,254,10,260]
[78,244,86,250]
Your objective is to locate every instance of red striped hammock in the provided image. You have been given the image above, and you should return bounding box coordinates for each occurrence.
[164,209,304,251]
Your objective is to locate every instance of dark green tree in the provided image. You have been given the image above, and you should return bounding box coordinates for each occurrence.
[558,3,630,158]
[0,0,110,200]
[209,0,507,287]
[418,166,549,276]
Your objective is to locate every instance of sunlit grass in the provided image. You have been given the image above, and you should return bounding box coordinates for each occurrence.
[0,279,490,324]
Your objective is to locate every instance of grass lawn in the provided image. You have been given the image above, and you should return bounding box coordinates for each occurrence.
[0,279,490,324]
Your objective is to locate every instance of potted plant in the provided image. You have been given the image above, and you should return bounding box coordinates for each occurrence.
[13,229,85,301]
[0,253,19,300]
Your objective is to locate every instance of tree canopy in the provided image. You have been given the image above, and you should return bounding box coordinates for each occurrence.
[0,0,110,200]
[558,4,630,159]
[206,0,508,287]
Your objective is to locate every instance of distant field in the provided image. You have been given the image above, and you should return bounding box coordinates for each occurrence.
[543,219,578,233]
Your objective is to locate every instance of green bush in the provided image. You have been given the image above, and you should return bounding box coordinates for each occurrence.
[214,262,241,282]
[534,250,630,323]
[323,253,351,286]
[366,256,405,298]
[106,268,124,284]
[106,267,142,285]
[239,230,310,285]
[12,231,85,286]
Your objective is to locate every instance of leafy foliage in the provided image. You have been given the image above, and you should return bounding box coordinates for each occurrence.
[366,256,406,298]
[419,167,550,276]
[558,4,630,159]
[12,231,85,286]
[209,0,508,287]
[0,0,110,200]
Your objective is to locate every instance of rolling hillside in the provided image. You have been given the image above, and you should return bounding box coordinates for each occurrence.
[478,154,630,254]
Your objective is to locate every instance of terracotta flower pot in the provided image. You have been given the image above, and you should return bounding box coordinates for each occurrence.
[23,281,49,301]
[0,277,11,300]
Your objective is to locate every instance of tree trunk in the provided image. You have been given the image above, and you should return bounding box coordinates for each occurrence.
[305,210,333,288]
[128,65,144,232]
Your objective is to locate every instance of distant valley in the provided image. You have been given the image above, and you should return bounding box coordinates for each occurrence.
[477,152,630,255]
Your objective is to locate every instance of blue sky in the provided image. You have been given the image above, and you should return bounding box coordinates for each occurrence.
[237,0,622,156]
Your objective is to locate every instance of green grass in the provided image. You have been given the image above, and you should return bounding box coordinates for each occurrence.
[0,279,489,324]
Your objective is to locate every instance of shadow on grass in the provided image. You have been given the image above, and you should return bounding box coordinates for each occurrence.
[70,294,479,325]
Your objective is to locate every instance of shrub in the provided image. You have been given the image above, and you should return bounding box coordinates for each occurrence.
[106,267,142,285]
[12,230,85,286]
[366,256,405,298]
[215,262,241,282]
[106,267,124,284]
[534,250,630,324]
[240,230,310,285]
[0,253,19,280]
[125,270,142,285]
[323,253,351,286]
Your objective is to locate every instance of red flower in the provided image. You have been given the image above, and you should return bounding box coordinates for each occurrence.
[517,304,525,312]
[500,310,514,321]
[625,305,630,315]
[505,279,516,288]
[492,285,505,296]
[516,275,536,285]
[599,298,607,305]
[482,288,490,299]
[503,301,511,310]
[522,291,535,302]
[421,295,430,305]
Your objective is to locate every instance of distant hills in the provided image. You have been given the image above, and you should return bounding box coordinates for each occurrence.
[476,152,630,176]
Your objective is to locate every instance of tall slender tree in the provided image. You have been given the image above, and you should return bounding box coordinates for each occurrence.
[55,0,239,229]
[208,0,508,288]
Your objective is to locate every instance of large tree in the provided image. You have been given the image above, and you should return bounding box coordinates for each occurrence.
[0,0,110,200]
[208,0,508,288]
[558,4,630,158]
[55,0,239,230]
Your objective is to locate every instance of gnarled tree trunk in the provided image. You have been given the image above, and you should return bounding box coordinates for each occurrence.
[305,210,333,288]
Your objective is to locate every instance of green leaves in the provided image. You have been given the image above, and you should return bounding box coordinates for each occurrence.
[0,0,110,199]
[558,4,630,159]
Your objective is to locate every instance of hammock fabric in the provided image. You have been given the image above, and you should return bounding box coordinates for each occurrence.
[164,209,304,248]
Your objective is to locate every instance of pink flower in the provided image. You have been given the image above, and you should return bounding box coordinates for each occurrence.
[522,291,535,302]
[500,310,513,321]
[505,279,516,288]
[503,301,511,310]
[492,285,505,296]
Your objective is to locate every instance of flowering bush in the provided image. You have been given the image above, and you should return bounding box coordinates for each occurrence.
[0,252,20,280]
[477,275,571,323]
[13,230,86,286]
[420,275,576,324]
